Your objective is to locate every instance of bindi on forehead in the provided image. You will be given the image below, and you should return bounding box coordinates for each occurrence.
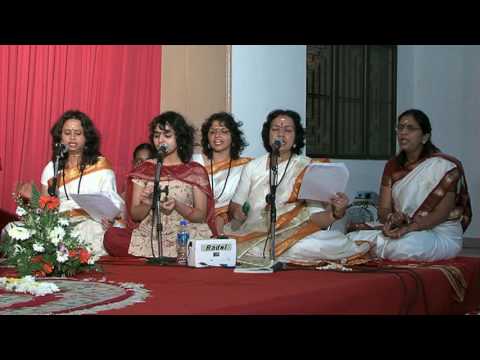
[399,116,418,126]
[63,126,83,132]
[272,116,294,128]
[63,119,83,130]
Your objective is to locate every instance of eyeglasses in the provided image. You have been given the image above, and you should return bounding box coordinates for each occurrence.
[395,124,422,133]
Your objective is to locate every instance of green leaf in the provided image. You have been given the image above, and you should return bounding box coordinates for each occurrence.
[31,184,41,208]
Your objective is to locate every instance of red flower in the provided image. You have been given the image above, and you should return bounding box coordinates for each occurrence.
[69,250,78,258]
[79,249,90,264]
[31,255,43,264]
[39,195,60,210]
[34,270,46,277]
[43,263,53,274]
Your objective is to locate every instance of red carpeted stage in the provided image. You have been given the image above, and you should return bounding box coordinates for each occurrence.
[1,255,480,315]
[2,204,480,314]
[75,256,480,315]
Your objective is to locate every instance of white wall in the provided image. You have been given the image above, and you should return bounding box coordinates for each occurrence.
[231,45,385,203]
[231,45,479,238]
[231,45,306,157]
[400,45,480,238]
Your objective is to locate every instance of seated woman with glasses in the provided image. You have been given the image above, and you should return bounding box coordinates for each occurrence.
[347,109,472,261]
[192,112,252,235]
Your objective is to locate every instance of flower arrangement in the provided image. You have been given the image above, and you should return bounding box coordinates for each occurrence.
[0,186,100,277]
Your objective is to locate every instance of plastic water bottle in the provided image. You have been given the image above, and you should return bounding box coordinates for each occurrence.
[176,219,189,265]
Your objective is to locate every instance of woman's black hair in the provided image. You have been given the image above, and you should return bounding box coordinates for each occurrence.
[395,109,440,167]
[50,109,101,169]
[261,109,305,154]
[133,143,155,160]
[200,112,248,160]
[148,111,194,163]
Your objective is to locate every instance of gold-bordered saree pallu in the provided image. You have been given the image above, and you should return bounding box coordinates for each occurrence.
[383,153,472,232]
[207,157,252,225]
[224,154,331,265]
[43,157,118,256]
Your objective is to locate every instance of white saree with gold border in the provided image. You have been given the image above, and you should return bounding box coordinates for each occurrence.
[347,156,463,261]
[192,153,252,220]
[40,156,121,256]
[224,153,369,266]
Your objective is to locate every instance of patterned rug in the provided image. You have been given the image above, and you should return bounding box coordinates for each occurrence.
[0,277,150,315]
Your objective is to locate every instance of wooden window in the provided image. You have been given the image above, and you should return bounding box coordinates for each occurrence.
[306,45,397,159]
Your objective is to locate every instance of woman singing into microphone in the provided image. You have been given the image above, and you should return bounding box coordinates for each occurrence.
[103,111,216,258]
[14,110,121,256]
[224,109,370,267]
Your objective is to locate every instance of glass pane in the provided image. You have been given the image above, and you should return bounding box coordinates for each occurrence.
[306,45,333,156]
[335,45,364,157]
[367,46,396,158]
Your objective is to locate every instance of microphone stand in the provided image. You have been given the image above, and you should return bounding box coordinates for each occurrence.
[148,152,175,265]
[48,148,63,197]
[265,147,284,272]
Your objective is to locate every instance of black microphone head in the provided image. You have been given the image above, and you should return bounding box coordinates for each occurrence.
[55,143,69,157]
[272,138,284,149]
[158,143,169,153]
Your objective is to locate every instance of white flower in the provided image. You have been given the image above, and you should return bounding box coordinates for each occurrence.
[13,244,25,255]
[0,276,59,296]
[48,226,65,246]
[87,257,95,265]
[58,217,69,227]
[7,225,31,241]
[33,243,45,253]
[34,282,60,296]
[56,250,69,263]
[15,206,27,217]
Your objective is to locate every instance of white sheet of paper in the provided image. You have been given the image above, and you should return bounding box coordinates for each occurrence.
[298,163,349,202]
[70,192,123,222]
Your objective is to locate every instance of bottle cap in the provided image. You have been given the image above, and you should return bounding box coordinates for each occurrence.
[180,219,188,226]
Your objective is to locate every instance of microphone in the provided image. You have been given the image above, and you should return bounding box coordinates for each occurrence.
[49,143,68,196]
[272,138,284,150]
[155,143,169,160]
[55,143,69,158]
[158,143,169,153]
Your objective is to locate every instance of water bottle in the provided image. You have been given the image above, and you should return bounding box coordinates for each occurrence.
[176,219,189,265]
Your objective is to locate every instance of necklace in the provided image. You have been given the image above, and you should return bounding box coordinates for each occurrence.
[62,165,85,200]
[269,152,293,188]
[210,158,232,201]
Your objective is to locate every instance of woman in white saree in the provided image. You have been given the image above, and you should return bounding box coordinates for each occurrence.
[193,112,252,235]
[16,110,122,257]
[347,109,472,261]
[224,109,370,267]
